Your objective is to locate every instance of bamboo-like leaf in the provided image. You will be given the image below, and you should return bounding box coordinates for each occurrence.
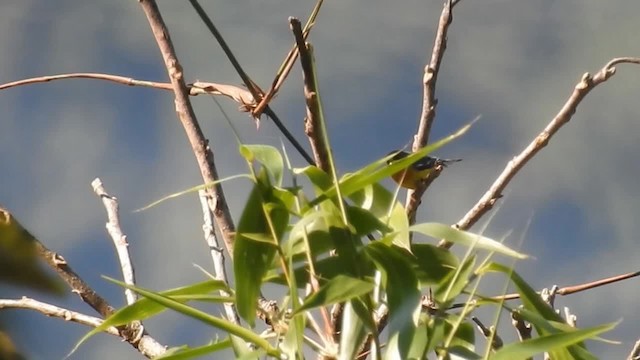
[365,242,421,360]
[296,275,374,313]
[234,171,288,326]
[135,174,249,212]
[240,144,284,186]
[71,280,229,354]
[411,223,528,259]
[492,321,617,360]
[154,338,232,359]
[107,278,280,356]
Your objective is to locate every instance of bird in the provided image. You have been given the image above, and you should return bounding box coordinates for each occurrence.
[386,150,462,189]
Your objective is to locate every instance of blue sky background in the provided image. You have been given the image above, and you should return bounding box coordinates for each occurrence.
[1,1,639,359]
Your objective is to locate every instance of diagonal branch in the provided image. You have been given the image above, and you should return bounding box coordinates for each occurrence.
[137,0,236,255]
[440,57,640,248]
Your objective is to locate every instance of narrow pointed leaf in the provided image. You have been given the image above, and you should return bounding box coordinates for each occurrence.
[296,275,374,313]
[411,223,528,259]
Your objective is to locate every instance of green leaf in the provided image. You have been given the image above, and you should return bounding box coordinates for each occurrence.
[0,208,64,294]
[349,182,410,251]
[155,338,232,359]
[285,210,334,259]
[296,275,374,313]
[365,242,421,360]
[106,278,280,357]
[234,170,288,326]
[480,263,608,359]
[295,165,333,194]
[411,243,459,285]
[435,255,476,303]
[492,321,617,360]
[410,223,528,259]
[264,254,372,288]
[240,144,284,186]
[345,205,392,236]
[135,174,250,212]
[71,280,230,354]
[338,301,368,360]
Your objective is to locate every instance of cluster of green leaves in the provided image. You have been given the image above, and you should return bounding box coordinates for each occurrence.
[71,135,615,360]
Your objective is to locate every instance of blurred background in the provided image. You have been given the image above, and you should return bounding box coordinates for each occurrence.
[1,0,639,358]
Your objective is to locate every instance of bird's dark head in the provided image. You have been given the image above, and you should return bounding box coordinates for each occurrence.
[386,150,409,164]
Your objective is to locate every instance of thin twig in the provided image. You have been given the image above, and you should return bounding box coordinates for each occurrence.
[0,73,257,109]
[188,0,315,165]
[198,190,240,325]
[449,269,640,308]
[138,0,236,255]
[253,0,325,117]
[0,297,119,336]
[440,57,640,248]
[405,0,456,221]
[290,17,329,173]
[92,178,137,305]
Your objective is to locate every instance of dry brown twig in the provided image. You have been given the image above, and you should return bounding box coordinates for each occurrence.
[290,17,329,173]
[440,56,640,248]
[405,0,456,221]
[0,73,257,111]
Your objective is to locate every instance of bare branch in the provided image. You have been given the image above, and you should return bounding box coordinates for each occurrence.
[137,0,236,255]
[290,17,329,172]
[441,57,640,248]
[0,297,119,336]
[628,339,640,360]
[405,0,457,222]
[198,190,240,325]
[448,269,640,309]
[92,178,137,305]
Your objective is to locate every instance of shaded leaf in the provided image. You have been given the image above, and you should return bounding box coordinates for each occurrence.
[296,275,374,313]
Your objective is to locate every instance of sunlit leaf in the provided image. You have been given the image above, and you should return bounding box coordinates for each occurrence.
[410,223,528,259]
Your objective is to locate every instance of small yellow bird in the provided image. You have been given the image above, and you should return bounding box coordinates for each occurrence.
[386,150,462,189]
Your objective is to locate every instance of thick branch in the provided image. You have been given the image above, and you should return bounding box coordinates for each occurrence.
[137,0,236,254]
